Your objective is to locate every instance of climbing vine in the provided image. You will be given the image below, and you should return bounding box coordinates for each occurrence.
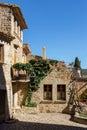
[13,59,58,106]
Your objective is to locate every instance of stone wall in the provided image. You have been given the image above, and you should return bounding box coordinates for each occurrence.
[12,82,28,107]
[0,39,23,65]
[0,4,24,65]
[3,41,13,64]
[31,62,71,113]
[0,6,11,34]
[13,106,38,119]
[75,80,87,97]
[39,102,67,113]
[0,63,13,120]
[0,3,28,121]
[11,63,87,114]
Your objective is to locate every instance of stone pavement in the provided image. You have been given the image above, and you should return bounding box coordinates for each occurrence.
[0,113,87,130]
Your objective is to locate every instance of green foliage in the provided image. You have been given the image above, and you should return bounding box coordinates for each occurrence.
[74,57,81,69]
[24,63,34,74]
[29,59,51,91]
[13,59,58,106]
[13,63,23,71]
[79,114,87,118]
[25,102,37,107]
[25,88,33,105]
[49,59,58,65]
[13,62,32,72]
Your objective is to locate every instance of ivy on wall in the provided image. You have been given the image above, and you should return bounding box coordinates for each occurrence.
[13,59,58,106]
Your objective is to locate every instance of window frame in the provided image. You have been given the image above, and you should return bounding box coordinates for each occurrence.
[57,84,66,100]
[43,84,52,100]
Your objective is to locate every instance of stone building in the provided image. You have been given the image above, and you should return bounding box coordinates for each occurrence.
[29,62,87,114]
[31,61,71,113]
[0,2,30,121]
[13,59,87,119]
[0,2,87,122]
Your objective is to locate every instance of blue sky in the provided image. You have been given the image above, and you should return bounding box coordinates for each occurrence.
[1,0,87,68]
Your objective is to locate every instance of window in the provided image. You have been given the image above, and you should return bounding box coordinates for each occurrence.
[57,85,66,100]
[0,45,3,62]
[43,85,52,100]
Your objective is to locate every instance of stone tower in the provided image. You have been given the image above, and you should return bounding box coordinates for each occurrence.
[42,46,46,59]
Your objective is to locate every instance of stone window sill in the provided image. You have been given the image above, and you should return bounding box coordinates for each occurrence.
[40,100,53,104]
[40,100,66,104]
[54,100,66,104]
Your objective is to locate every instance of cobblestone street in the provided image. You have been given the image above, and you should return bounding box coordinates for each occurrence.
[0,113,87,130]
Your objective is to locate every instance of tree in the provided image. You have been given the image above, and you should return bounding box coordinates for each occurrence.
[74,57,81,69]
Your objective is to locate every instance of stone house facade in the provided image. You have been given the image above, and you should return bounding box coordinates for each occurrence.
[29,63,87,113]
[0,2,30,121]
[13,60,87,119]
[31,62,71,113]
[0,2,87,122]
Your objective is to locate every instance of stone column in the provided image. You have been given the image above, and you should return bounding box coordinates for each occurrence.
[42,47,46,59]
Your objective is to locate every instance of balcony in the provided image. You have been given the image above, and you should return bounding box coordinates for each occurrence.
[11,69,30,82]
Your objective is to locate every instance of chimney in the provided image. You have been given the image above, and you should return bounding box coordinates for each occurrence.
[42,47,46,59]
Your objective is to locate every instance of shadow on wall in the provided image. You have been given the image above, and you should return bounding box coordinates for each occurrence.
[0,121,86,130]
[12,82,28,107]
[0,64,10,122]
